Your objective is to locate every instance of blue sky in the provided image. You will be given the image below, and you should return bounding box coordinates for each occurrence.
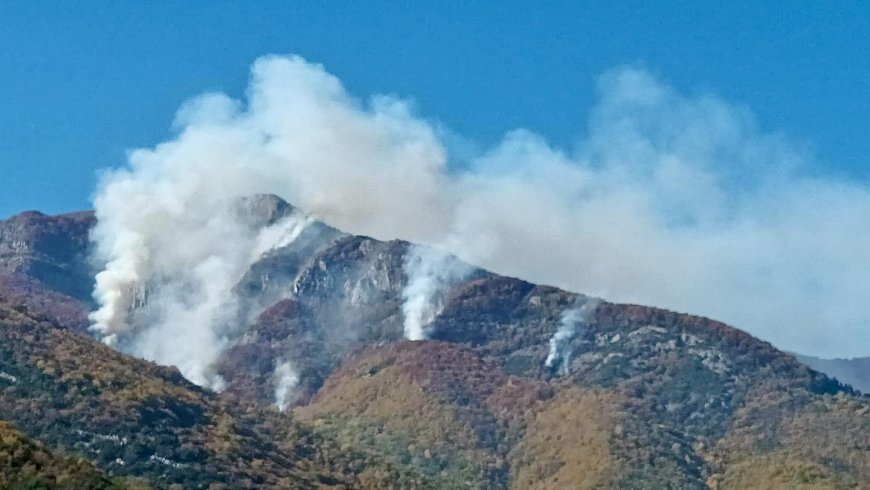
[1,1,868,218]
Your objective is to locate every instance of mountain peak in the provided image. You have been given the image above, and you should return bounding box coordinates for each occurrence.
[233,193,296,228]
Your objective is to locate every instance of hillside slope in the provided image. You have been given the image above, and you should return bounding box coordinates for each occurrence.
[0,421,122,490]
[0,296,436,488]
[0,200,868,488]
[293,332,868,488]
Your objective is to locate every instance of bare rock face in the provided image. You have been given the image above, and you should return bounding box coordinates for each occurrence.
[221,234,412,406]
[232,193,296,228]
[0,210,95,301]
[0,210,95,329]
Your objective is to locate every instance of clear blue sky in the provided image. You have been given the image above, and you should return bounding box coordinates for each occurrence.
[1,1,868,218]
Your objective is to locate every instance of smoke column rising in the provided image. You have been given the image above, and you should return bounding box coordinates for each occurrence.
[89,189,311,389]
[545,299,601,375]
[89,53,870,387]
[401,245,471,340]
[273,360,300,412]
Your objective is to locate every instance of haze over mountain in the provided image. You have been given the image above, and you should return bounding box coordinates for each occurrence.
[1,197,868,488]
[81,55,870,361]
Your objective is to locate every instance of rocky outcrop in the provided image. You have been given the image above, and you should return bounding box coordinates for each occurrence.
[0,210,95,302]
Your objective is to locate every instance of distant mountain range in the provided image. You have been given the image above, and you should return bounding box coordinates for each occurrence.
[793,354,870,394]
[0,196,867,489]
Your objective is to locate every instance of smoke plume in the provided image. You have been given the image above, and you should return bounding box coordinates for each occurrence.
[89,188,311,389]
[90,53,870,388]
[545,299,600,375]
[401,245,471,340]
[273,360,300,412]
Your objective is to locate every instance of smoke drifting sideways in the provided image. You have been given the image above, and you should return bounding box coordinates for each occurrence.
[545,299,601,375]
[89,54,870,395]
[401,245,472,340]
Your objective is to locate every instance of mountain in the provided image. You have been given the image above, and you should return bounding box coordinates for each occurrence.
[0,210,94,301]
[0,210,94,330]
[0,198,868,489]
[794,354,870,394]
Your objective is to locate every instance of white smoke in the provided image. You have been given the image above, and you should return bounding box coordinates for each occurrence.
[273,360,300,412]
[90,54,870,376]
[545,299,601,375]
[89,188,311,389]
[401,245,471,340]
[250,214,313,261]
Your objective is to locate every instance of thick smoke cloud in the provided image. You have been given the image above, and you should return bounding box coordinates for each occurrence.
[90,185,312,389]
[401,245,471,340]
[91,55,870,386]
